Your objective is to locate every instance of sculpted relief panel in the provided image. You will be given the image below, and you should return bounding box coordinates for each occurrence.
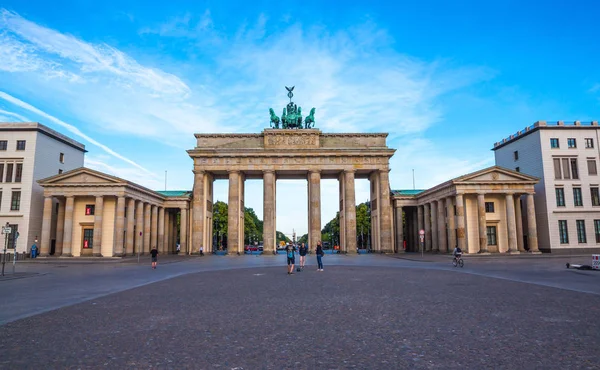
[196,156,388,168]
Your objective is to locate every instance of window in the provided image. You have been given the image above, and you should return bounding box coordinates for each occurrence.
[591,187,600,206]
[16,140,26,150]
[85,204,95,216]
[555,188,565,207]
[486,226,497,246]
[576,220,587,243]
[585,138,594,148]
[5,163,13,183]
[550,138,560,148]
[559,220,569,244]
[10,191,21,211]
[553,158,562,179]
[59,153,64,163]
[571,158,579,179]
[573,187,583,206]
[58,169,63,174]
[0,163,3,183]
[557,158,579,179]
[0,140,6,150]
[15,163,22,183]
[567,138,577,148]
[588,160,598,175]
[595,220,600,243]
[7,224,18,249]
[485,202,495,213]
[82,229,94,249]
[515,167,520,172]
[513,151,519,160]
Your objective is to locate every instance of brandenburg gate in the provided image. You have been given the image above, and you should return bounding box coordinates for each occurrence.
[188,87,396,255]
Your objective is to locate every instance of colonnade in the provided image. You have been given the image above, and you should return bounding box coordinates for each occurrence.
[39,195,188,257]
[395,192,539,254]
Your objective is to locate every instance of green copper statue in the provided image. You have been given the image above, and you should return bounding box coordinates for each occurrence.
[268,87,316,129]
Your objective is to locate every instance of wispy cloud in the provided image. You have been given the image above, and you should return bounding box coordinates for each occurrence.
[0,108,29,121]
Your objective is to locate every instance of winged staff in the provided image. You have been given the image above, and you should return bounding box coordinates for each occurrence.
[269,86,316,129]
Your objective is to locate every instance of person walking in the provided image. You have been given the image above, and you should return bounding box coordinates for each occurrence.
[316,241,324,271]
[286,242,296,275]
[30,242,38,259]
[298,242,307,269]
[150,246,158,269]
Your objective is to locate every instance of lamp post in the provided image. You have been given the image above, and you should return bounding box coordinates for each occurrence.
[2,222,9,276]
[366,200,371,253]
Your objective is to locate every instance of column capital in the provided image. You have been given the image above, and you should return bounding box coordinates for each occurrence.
[308,169,321,174]
[227,169,240,174]
[378,168,391,173]
[343,169,356,174]
[263,169,275,174]
[477,191,487,196]
[192,169,205,175]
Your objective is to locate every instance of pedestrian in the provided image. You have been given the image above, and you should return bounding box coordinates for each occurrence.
[316,241,324,271]
[298,242,307,269]
[150,246,158,269]
[199,245,204,256]
[176,242,180,254]
[286,242,296,275]
[30,243,38,259]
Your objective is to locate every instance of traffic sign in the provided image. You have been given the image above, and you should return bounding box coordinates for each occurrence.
[1,226,11,234]
[419,229,425,236]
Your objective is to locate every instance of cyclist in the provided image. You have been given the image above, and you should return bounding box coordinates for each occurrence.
[452,246,462,262]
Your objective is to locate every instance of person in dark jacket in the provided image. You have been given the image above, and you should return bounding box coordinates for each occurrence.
[150,247,158,269]
[315,241,324,271]
[298,242,307,269]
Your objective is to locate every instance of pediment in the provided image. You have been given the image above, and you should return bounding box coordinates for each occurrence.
[39,167,124,185]
[454,166,537,183]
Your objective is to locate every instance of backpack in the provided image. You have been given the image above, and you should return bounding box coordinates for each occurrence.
[287,247,294,258]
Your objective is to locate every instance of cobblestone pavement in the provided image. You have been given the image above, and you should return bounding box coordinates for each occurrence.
[0,255,599,369]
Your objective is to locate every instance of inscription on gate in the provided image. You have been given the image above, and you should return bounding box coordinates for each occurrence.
[263,130,320,149]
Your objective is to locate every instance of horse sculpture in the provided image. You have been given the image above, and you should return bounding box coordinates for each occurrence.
[304,108,316,128]
[269,108,280,129]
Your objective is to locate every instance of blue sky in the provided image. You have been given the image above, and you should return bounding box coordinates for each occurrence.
[1,0,599,237]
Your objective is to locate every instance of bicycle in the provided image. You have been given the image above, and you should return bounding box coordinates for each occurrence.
[452,255,464,268]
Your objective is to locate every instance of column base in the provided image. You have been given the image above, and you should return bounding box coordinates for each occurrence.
[508,250,521,255]
[113,253,123,257]
[93,253,104,257]
[39,253,50,257]
[60,254,73,257]
[529,251,542,254]
[477,251,491,255]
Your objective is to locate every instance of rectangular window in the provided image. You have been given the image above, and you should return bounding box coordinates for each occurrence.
[59,153,64,163]
[85,204,95,216]
[555,188,565,207]
[0,163,3,183]
[591,187,600,206]
[561,158,570,179]
[485,202,495,213]
[559,220,569,244]
[573,187,583,206]
[553,158,562,179]
[595,220,600,243]
[576,220,587,243]
[571,158,579,179]
[550,138,559,148]
[7,224,18,249]
[10,191,21,211]
[515,167,520,172]
[16,140,26,150]
[588,160,598,175]
[82,229,94,249]
[513,151,519,160]
[486,226,497,246]
[585,138,594,148]
[0,140,7,150]
[567,138,577,148]
[15,163,22,183]
[5,163,13,183]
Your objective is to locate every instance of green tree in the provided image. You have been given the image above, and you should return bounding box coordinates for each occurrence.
[276,231,291,246]
[356,202,371,248]
[212,201,228,248]
[244,207,262,245]
[298,233,308,244]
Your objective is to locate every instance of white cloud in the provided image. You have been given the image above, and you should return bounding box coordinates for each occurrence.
[0,108,29,121]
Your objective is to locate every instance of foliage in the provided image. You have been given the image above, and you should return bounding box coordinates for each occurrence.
[321,202,372,247]
[244,207,261,244]
[276,231,291,245]
[298,233,308,244]
[212,201,228,244]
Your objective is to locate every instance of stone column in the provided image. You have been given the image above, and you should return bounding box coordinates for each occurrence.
[338,172,346,253]
[125,198,135,256]
[158,207,165,253]
[438,199,448,253]
[135,200,143,255]
[93,195,104,257]
[62,196,75,257]
[228,171,241,255]
[477,193,487,254]
[395,206,404,253]
[417,205,424,252]
[309,170,321,253]
[379,169,393,253]
[515,195,525,252]
[412,208,418,252]
[40,196,53,256]
[505,193,519,254]
[344,170,357,254]
[114,196,126,257]
[424,203,431,252]
[180,208,188,254]
[263,170,276,254]
[143,203,151,254]
[150,205,158,251]
[446,197,456,252]
[192,170,205,254]
[55,198,65,256]
[164,210,170,254]
[526,193,540,252]
[431,201,438,252]
[455,194,466,253]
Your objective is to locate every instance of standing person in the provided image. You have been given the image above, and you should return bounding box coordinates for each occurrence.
[316,241,324,271]
[150,246,158,269]
[298,242,307,269]
[30,242,38,259]
[176,242,180,254]
[199,245,204,256]
[286,242,296,275]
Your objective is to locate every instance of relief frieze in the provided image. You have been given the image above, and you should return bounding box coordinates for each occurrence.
[196,156,387,167]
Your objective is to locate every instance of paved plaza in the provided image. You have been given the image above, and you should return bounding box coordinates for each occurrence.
[0,254,599,369]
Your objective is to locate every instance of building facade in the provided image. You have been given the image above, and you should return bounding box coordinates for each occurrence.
[494,120,600,254]
[0,123,85,254]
